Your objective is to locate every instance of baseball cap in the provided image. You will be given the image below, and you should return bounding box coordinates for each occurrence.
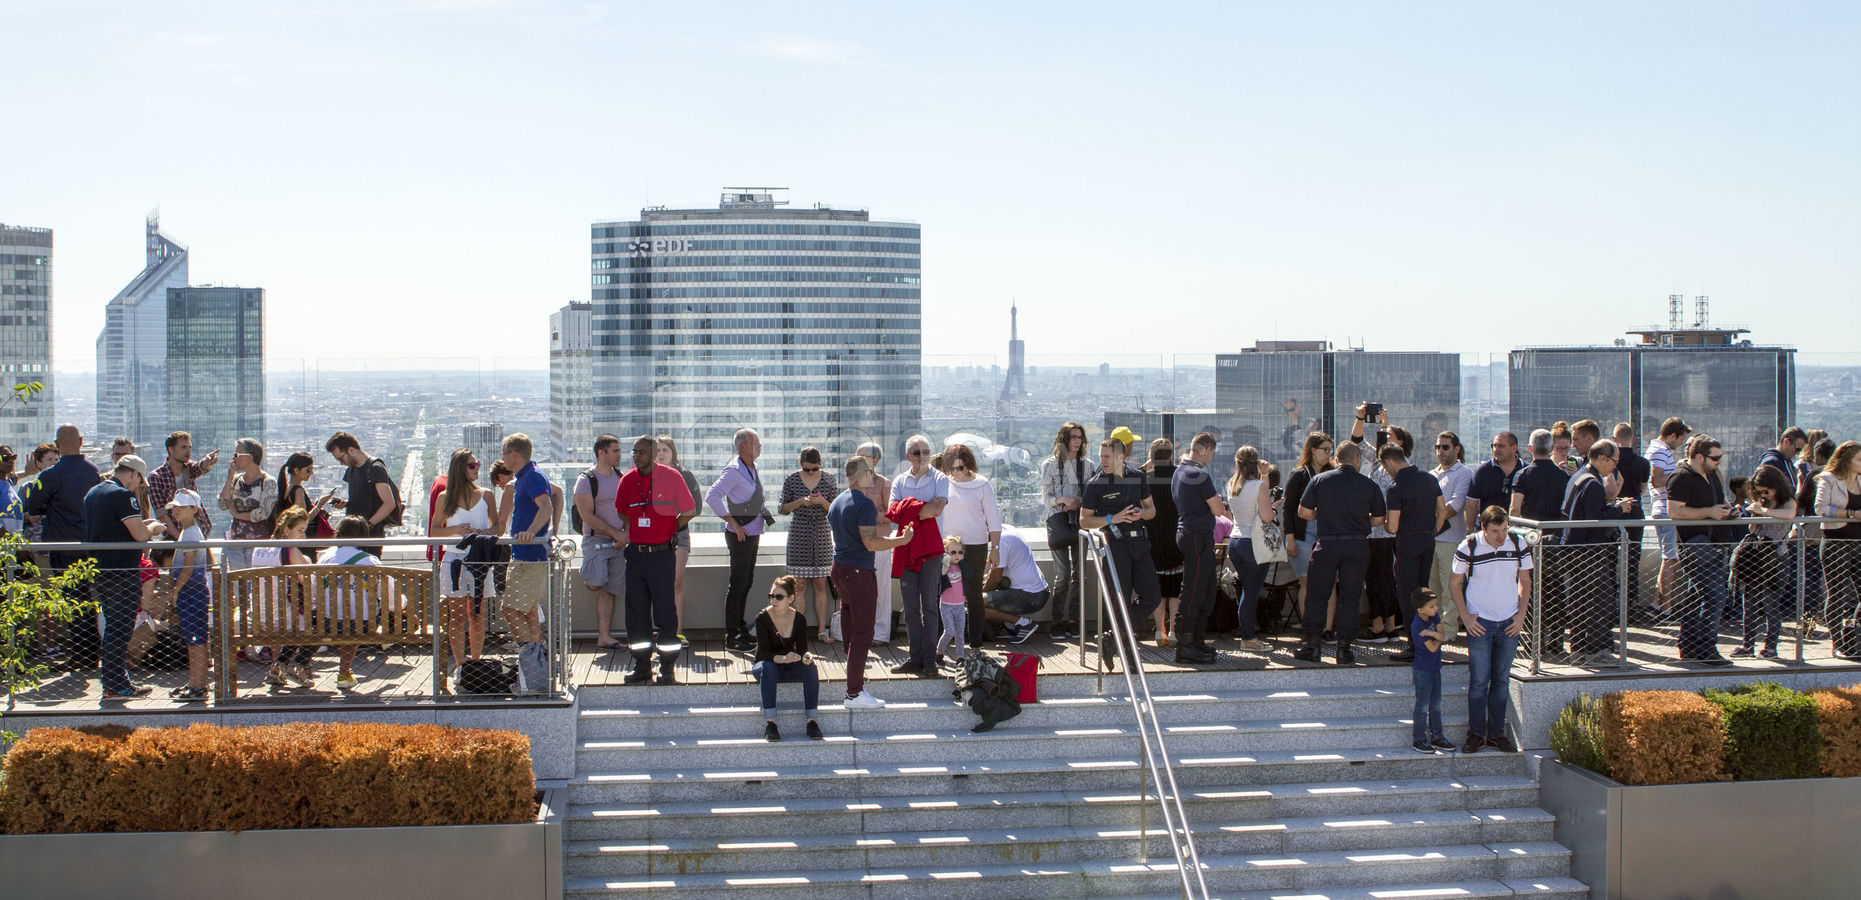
[114,454,148,477]
[1109,425,1141,445]
[168,489,203,509]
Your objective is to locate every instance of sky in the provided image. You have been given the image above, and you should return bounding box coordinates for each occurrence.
[5,1,1858,372]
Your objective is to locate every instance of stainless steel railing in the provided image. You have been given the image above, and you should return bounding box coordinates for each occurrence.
[1082,528,1210,900]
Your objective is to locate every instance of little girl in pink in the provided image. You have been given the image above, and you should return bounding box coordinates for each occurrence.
[933,537,967,666]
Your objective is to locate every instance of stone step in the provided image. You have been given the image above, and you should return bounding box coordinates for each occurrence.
[576,683,1467,739]
[564,775,1542,841]
[569,746,1530,804]
[1051,877,1591,900]
[564,807,1556,875]
[562,840,1574,897]
[574,663,1422,708]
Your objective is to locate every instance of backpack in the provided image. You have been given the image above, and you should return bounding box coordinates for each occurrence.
[569,467,602,537]
[1461,533,1526,588]
[458,658,519,694]
[951,648,1022,732]
[365,458,405,528]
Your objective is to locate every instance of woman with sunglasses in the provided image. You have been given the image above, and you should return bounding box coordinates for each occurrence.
[753,575,824,741]
[433,448,500,677]
[779,446,840,642]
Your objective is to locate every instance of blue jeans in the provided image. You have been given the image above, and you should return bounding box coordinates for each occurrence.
[752,659,819,718]
[1226,536,1265,640]
[1678,539,1730,659]
[1465,616,1518,739]
[1412,667,1443,742]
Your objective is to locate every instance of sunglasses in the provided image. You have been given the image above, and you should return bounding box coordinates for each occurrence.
[949,465,968,472]
[802,466,820,473]
[468,461,481,469]
[1707,454,1724,462]
[1434,444,1454,451]
[768,592,788,600]
[907,449,927,457]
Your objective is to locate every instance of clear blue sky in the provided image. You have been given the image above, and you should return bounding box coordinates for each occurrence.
[6,1,1857,372]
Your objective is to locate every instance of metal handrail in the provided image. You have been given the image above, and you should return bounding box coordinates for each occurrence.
[1082,529,1210,900]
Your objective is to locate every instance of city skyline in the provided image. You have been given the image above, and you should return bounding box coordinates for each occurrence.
[6,2,1858,373]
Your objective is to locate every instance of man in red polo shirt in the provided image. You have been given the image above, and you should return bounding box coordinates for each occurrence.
[617,436,696,684]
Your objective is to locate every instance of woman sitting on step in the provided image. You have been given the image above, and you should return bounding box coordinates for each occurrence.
[754,575,824,742]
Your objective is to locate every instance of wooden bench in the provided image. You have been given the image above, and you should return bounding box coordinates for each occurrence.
[217,564,435,696]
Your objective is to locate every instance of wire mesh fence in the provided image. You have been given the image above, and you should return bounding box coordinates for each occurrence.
[4,537,573,707]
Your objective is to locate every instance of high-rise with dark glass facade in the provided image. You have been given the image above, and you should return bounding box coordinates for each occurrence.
[0,224,53,448]
[550,300,594,464]
[1510,327,1795,476]
[98,217,189,447]
[590,189,922,481]
[165,286,264,454]
[1215,343,1460,469]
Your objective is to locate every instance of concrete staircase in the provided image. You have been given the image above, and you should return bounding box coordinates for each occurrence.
[562,664,1587,898]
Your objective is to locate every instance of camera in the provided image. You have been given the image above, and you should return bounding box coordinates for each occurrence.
[1362,401,1383,422]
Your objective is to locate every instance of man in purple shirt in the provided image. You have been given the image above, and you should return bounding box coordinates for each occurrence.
[706,428,771,650]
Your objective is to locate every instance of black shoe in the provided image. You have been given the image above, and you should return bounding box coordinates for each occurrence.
[655,657,678,685]
[1391,649,1415,662]
[1010,621,1039,644]
[726,632,756,652]
[1098,631,1120,672]
[1411,740,1439,754]
[1697,655,1734,668]
[1049,624,1077,641]
[891,662,926,675]
[1292,641,1321,662]
[623,657,653,685]
[1486,734,1518,753]
[1174,645,1215,664]
[764,721,781,742]
[1334,645,1356,666]
[806,720,824,740]
[1429,737,1456,751]
[1461,733,1484,754]
[1322,630,1337,644]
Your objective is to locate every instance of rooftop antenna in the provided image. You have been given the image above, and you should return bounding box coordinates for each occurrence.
[1668,293,1684,330]
[1693,295,1710,328]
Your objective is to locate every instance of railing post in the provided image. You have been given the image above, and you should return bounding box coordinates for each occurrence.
[1617,536,1631,669]
[1530,530,1543,675]
[430,550,443,697]
[1795,530,1808,665]
[1077,529,1088,668]
[216,548,233,700]
[1137,735,1150,862]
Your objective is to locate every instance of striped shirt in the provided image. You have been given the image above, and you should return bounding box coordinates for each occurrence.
[1451,532,1533,620]
[1646,438,1677,517]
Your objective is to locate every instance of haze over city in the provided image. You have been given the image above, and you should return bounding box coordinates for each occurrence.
[6,0,1859,370]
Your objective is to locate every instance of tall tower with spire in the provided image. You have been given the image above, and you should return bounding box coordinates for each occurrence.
[999,302,1027,409]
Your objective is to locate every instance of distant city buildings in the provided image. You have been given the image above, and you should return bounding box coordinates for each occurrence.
[590,187,922,480]
[97,217,188,446]
[165,287,264,455]
[999,303,1027,411]
[1510,297,1795,474]
[463,422,504,472]
[1216,341,1461,467]
[0,224,54,448]
[550,301,593,464]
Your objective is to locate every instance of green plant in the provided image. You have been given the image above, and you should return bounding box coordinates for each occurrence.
[2,531,96,743]
[1703,681,1821,781]
[1549,694,1608,777]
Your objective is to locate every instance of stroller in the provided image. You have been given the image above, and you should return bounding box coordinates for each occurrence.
[1211,558,1301,636]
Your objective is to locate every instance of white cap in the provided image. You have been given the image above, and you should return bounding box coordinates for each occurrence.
[168,489,203,509]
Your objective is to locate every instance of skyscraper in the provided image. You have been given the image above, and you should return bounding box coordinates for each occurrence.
[0,224,53,447]
[590,188,922,480]
[97,216,188,446]
[1216,342,1460,468]
[1510,307,1794,475]
[463,422,504,473]
[165,287,264,454]
[550,301,594,464]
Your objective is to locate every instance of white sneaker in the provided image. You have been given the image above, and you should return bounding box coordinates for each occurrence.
[843,690,886,709]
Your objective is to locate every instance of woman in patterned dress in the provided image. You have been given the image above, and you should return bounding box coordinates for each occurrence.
[780,446,840,643]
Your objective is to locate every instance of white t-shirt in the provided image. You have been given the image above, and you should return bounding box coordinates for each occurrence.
[317,544,380,619]
[1451,532,1533,621]
[996,533,1047,593]
[172,524,209,581]
[1646,438,1677,516]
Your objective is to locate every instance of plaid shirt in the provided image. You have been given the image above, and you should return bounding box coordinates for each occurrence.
[147,458,212,532]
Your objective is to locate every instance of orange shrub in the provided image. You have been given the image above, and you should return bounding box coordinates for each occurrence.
[1,722,533,834]
[1809,685,1861,778]
[1598,690,1726,785]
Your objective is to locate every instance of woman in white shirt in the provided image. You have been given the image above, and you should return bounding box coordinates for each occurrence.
[940,444,1001,647]
[432,448,500,683]
[1223,446,1273,652]
[316,515,381,690]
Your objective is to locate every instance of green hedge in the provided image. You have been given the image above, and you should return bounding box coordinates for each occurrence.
[1702,682,1821,781]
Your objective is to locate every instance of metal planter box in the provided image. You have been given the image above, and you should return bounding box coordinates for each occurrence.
[0,788,562,900]
[1540,760,1861,899]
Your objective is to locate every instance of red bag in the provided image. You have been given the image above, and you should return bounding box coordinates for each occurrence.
[1005,652,1039,704]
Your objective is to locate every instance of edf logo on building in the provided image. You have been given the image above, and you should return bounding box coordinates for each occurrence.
[628,238,690,256]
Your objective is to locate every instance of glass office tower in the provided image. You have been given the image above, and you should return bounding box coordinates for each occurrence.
[1216,344,1460,469]
[98,217,188,447]
[590,189,922,484]
[165,286,264,455]
[550,301,594,464]
[0,224,53,448]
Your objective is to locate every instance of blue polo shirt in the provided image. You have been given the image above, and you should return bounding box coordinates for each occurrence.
[1410,614,1443,672]
[829,489,877,569]
[509,461,552,562]
[21,453,101,543]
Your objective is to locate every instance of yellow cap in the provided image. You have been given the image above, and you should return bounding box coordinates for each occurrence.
[1109,425,1140,446]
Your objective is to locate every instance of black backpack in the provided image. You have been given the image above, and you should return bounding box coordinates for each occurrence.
[952,649,1022,732]
[366,457,405,528]
[569,467,602,537]
[458,658,519,695]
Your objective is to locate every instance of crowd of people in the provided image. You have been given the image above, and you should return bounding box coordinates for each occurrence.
[6,410,1860,754]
